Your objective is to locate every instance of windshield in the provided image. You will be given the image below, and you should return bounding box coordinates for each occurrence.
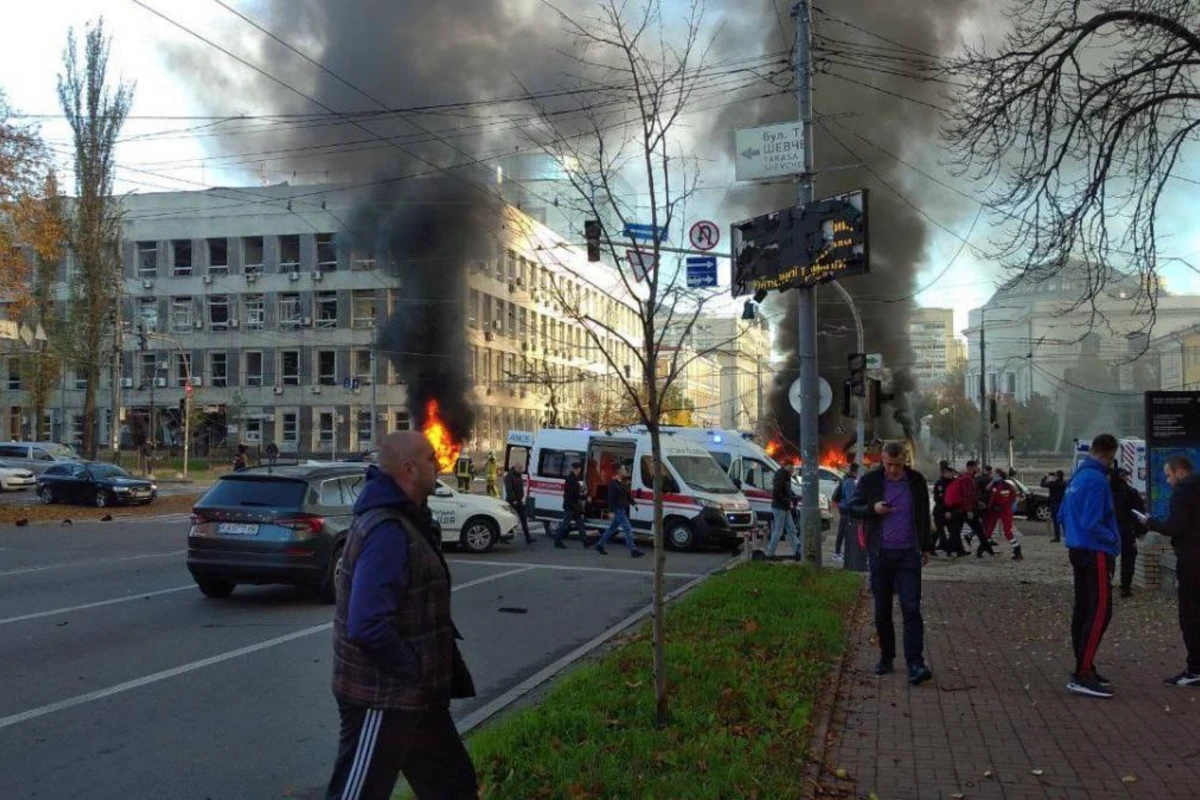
[668,455,738,494]
[89,464,132,480]
[46,444,79,459]
[200,477,308,509]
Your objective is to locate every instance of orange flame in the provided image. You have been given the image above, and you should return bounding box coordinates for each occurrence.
[422,399,461,473]
[765,439,782,458]
[819,443,850,471]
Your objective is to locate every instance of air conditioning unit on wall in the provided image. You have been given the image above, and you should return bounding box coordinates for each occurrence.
[273,386,284,395]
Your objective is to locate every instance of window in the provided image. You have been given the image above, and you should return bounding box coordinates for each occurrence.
[278,293,302,327]
[68,416,84,450]
[741,458,770,490]
[281,412,298,450]
[171,297,193,332]
[317,350,336,385]
[393,411,411,431]
[244,351,263,387]
[356,410,372,444]
[468,289,479,328]
[243,417,262,444]
[207,238,228,275]
[137,241,157,278]
[317,411,334,443]
[318,477,354,506]
[352,242,375,270]
[175,353,191,387]
[316,291,338,329]
[641,456,681,495]
[172,240,192,276]
[537,448,585,479]
[139,298,158,332]
[243,236,264,274]
[279,234,300,270]
[207,295,229,330]
[210,352,228,388]
[280,350,300,386]
[316,233,337,272]
[6,358,20,390]
[351,290,376,329]
[352,350,373,384]
[243,294,265,331]
[139,353,157,387]
[72,368,87,391]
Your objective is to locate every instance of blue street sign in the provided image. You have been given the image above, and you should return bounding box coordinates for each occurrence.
[351,378,361,390]
[624,222,667,242]
[342,377,352,389]
[686,256,718,288]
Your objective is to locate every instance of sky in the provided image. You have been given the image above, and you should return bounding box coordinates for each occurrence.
[4,0,1200,341]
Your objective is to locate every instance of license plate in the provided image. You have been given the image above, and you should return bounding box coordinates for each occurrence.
[217,522,259,536]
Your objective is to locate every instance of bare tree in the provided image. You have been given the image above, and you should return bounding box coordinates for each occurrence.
[521,0,740,727]
[57,19,133,457]
[945,0,1200,334]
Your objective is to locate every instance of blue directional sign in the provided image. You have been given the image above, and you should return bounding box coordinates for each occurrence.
[686,256,718,288]
[343,377,352,389]
[624,222,668,242]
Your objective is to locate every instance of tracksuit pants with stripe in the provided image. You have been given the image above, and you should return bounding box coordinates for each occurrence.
[1069,548,1115,677]
[325,701,476,800]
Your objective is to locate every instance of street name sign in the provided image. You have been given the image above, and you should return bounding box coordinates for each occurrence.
[735,121,805,181]
[623,223,667,242]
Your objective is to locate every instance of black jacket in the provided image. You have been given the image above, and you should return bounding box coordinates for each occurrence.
[563,471,583,512]
[1109,474,1146,542]
[504,470,525,504]
[607,478,633,513]
[1149,473,1200,557]
[847,467,934,554]
[932,476,951,511]
[771,468,795,510]
[1041,475,1066,508]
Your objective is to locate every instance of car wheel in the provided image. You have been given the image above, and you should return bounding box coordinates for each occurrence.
[666,518,696,551]
[195,578,236,598]
[318,541,344,605]
[461,517,498,553]
[94,490,109,508]
[39,486,55,505]
[1034,502,1052,522]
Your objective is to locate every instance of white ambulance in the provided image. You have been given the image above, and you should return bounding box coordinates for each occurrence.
[505,429,754,551]
[631,427,832,529]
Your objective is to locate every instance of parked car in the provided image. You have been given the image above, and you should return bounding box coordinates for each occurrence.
[1009,477,1052,522]
[0,459,36,491]
[37,462,157,507]
[187,465,517,602]
[0,442,81,476]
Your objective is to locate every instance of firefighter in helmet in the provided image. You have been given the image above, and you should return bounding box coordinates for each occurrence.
[485,453,499,498]
[455,452,472,492]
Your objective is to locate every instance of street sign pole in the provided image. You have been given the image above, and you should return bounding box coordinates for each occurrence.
[794,0,821,567]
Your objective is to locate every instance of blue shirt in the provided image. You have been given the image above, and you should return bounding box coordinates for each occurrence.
[881,475,914,549]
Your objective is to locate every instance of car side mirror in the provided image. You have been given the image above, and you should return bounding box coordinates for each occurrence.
[435,488,453,498]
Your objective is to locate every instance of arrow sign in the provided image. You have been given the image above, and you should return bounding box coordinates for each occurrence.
[685,256,718,288]
[740,147,761,159]
[623,222,667,242]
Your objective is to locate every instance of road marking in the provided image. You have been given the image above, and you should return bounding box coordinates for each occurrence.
[0,550,186,578]
[124,513,192,524]
[0,566,533,730]
[445,558,702,579]
[0,585,196,626]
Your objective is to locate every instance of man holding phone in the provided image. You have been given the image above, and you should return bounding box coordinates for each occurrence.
[847,442,934,685]
[1145,455,1200,687]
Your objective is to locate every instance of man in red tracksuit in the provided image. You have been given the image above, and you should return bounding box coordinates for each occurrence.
[945,461,992,556]
[984,469,1023,560]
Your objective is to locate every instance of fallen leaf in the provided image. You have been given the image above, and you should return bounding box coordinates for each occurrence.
[1032,769,1044,776]
[835,767,849,779]
[868,793,880,800]
[744,619,760,634]
[1122,774,1138,784]
[984,770,993,779]
[951,794,965,799]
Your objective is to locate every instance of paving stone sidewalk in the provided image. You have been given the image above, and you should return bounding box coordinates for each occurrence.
[816,531,1200,800]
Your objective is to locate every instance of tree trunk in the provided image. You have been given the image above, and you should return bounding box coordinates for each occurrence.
[82,362,100,458]
[648,423,668,727]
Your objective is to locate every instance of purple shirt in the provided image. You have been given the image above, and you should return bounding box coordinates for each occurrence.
[881,475,915,550]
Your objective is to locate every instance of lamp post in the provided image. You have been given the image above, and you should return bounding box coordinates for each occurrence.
[147,332,193,478]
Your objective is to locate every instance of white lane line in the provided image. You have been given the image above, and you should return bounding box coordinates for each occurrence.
[0,566,533,731]
[0,585,196,626]
[123,514,192,524]
[0,550,186,578]
[445,558,701,579]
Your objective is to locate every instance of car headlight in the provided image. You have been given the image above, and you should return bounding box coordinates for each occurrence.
[150,484,158,491]
[696,498,722,510]
[113,486,131,493]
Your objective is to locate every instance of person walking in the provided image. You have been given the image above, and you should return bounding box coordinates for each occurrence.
[1110,467,1146,598]
[1145,455,1200,687]
[503,465,535,545]
[454,454,472,493]
[846,441,935,685]
[1059,433,1121,699]
[933,462,965,557]
[983,469,1023,560]
[324,431,478,800]
[484,454,499,498]
[595,464,644,557]
[945,461,988,554]
[833,463,860,562]
[552,461,588,548]
[1041,470,1067,542]
[232,444,248,473]
[764,464,802,560]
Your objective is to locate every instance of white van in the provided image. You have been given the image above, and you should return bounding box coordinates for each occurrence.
[505,429,753,551]
[632,427,831,529]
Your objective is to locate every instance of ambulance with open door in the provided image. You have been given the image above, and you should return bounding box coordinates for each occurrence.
[505,429,753,551]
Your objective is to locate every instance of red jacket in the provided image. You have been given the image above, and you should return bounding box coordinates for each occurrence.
[944,473,978,512]
[988,480,1017,513]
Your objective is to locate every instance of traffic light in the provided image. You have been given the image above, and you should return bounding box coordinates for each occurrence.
[869,378,883,417]
[584,219,602,262]
[847,352,866,398]
[841,379,852,417]
[989,397,999,430]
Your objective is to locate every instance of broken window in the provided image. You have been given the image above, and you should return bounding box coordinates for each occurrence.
[280,234,300,270]
[172,240,193,276]
[137,241,158,278]
[171,297,193,332]
[207,295,230,330]
[351,290,376,329]
[317,350,337,386]
[243,236,264,274]
[243,294,264,331]
[316,233,337,272]
[280,350,300,386]
[316,291,338,329]
[278,293,302,327]
[207,238,228,275]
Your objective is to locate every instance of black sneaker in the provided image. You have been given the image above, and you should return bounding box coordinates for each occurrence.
[908,664,933,685]
[630,549,645,558]
[1066,673,1114,698]
[595,546,608,556]
[1164,671,1200,687]
[1012,545,1023,561]
[1120,586,1132,598]
[553,541,567,549]
[1091,670,1114,689]
[874,658,894,676]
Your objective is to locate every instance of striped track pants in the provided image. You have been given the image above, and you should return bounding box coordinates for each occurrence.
[1070,548,1114,676]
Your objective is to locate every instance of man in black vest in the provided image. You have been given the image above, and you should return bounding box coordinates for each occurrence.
[325,431,477,800]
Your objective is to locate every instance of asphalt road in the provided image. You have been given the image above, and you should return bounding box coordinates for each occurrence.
[0,517,733,800]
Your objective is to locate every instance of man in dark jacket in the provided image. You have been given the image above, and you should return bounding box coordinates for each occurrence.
[1146,455,1200,687]
[503,464,534,544]
[325,431,477,800]
[1041,470,1067,542]
[595,464,644,557]
[1110,468,1146,598]
[945,461,984,551]
[933,462,965,557]
[552,461,588,548]
[764,464,801,559]
[847,441,934,685]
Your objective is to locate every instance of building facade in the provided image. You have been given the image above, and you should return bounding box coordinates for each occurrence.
[0,183,642,457]
[663,314,772,432]
[908,307,962,389]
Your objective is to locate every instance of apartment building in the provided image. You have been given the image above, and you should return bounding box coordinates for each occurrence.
[908,307,962,389]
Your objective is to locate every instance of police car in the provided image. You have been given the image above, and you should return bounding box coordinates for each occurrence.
[430,478,520,552]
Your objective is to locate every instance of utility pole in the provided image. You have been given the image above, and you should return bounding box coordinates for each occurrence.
[110,285,123,463]
[793,0,821,566]
[978,307,988,464]
[370,350,379,450]
[830,280,865,472]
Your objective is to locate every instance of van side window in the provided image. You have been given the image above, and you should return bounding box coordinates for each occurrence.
[640,456,680,494]
[537,449,585,479]
[742,459,769,489]
[0,445,24,458]
[32,449,54,461]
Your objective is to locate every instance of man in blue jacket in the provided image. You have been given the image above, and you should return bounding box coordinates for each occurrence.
[1059,433,1121,699]
[324,431,477,800]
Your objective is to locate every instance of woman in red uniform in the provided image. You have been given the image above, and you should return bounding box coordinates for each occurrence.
[983,469,1023,560]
